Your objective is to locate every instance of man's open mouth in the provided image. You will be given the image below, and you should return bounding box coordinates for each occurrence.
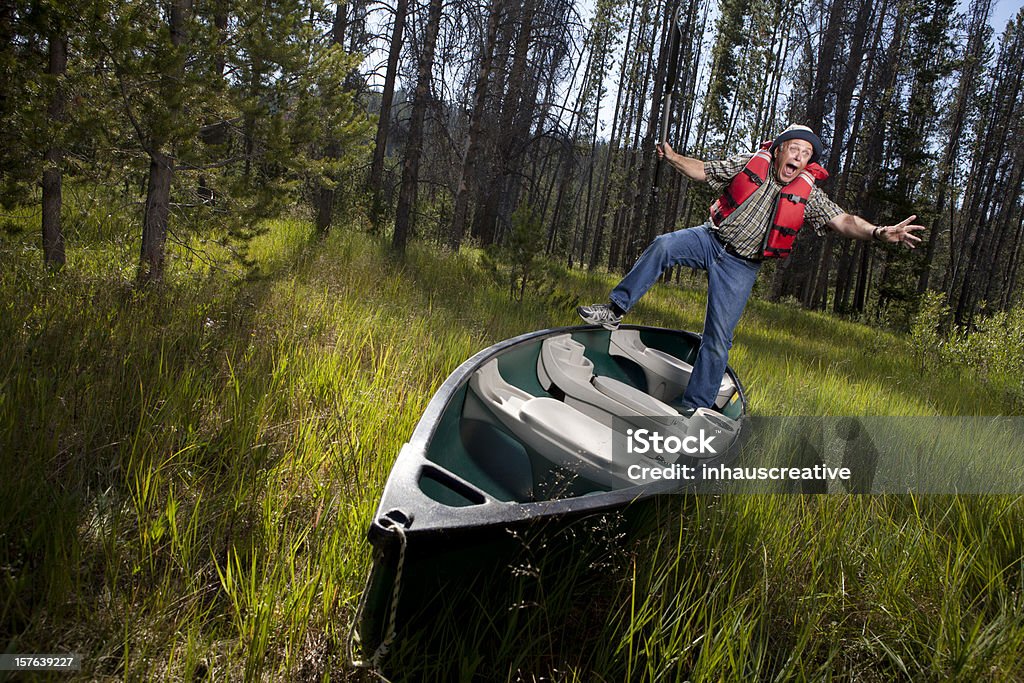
[785,163,799,173]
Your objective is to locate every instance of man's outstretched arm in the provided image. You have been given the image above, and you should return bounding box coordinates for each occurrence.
[827,213,926,248]
[656,142,707,182]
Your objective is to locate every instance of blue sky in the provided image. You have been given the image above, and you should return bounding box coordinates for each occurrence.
[987,0,1023,31]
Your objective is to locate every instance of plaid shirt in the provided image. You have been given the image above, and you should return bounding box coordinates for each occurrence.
[703,153,844,260]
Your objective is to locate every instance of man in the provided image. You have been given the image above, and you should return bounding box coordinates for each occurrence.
[577,124,924,411]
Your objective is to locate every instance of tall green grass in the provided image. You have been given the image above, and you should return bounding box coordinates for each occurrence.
[1,212,1022,681]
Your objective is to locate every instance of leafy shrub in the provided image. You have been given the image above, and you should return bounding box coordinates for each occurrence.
[947,306,1024,386]
[909,290,949,370]
[910,291,1024,404]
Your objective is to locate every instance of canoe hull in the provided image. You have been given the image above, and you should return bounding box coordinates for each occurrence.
[355,325,748,658]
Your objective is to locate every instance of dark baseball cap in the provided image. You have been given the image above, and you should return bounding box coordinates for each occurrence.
[771,124,823,163]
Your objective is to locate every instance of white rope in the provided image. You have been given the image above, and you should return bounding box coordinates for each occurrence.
[348,519,408,675]
[369,522,407,668]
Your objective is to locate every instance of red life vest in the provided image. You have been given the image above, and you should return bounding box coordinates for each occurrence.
[709,143,829,258]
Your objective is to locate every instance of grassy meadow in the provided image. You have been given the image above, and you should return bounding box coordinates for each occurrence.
[2,207,1023,681]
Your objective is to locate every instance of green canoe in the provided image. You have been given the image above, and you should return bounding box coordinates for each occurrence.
[353,324,747,666]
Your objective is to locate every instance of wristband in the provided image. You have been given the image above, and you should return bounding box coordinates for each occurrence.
[872,226,885,242]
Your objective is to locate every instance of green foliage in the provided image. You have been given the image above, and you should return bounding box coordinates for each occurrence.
[948,306,1024,393]
[0,0,78,207]
[585,495,1024,681]
[409,188,453,244]
[909,289,949,368]
[910,290,1024,405]
[702,0,754,153]
[577,0,624,133]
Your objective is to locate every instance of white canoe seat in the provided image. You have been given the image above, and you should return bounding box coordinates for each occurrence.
[519,399,612,464]
[608,329,737,408]
[469,359,628,487]
[537,334,687,431]
[591,375,676,417]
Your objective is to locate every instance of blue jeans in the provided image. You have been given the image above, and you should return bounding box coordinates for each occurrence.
[609,223,761,409]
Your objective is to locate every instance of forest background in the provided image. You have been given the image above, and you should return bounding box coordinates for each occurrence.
[2,0,1023,329]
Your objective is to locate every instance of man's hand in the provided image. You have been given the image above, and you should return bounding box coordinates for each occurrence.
[656,142,706,182]
[828,212,926,247]
[874,215,926,249]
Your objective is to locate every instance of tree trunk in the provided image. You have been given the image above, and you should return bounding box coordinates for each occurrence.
[489,0,540,248]
[628,0,671,262]
[975,22,1024,312]
[591,0,642,270]
[807,0,875,309]
[139,151,174,282]
[984,140,1024,305]
[1003,210,1024,309]
[137,0,190,284]
[368,0,410,226]
[449,0,505,251]
[315,157,337,237]
[392,0,442,254]
[951,16,1022,323]
[774,0,847,307]
[832,0,888,311]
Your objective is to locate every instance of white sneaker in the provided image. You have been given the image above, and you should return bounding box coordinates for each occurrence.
[576,303,623,330]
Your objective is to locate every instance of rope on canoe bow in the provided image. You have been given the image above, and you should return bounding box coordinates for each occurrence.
[349,516,408,673]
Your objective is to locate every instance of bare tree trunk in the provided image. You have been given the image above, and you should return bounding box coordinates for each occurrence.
[984,141,1024,305]
[833,0,888,311]
[808,0,875,309]
[1003,210,1024,309]
[852,240,871,312]
[779,0,846,308]
[470,14,514,247]
[486,0,540,247]
[547,140,575,255]
[590,0,641,270]
[392,0,442,254]
[613,2,659,271]
[314,160,337,236]
[790,0,847,307]
[952,18,1022,323]
[449,0,505,251]
[920,0,991,293]
[368,0,410,226]
[832,76,873,311]
[629,0,671,262]
[347,0,368,57]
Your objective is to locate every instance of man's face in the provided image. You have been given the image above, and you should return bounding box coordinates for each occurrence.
[774,139,814,183]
